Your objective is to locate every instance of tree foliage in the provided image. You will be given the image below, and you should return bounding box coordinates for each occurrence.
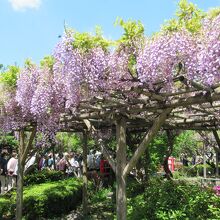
[173,131,199,157]
[0,65,19,89]
[0,132,18,149]
[162,0,205,33]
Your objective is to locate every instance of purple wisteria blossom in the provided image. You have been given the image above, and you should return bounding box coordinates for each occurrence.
[137,15,220,88]
[53,33,109,109]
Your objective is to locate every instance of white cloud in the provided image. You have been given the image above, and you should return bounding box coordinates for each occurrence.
[9,0,41,11]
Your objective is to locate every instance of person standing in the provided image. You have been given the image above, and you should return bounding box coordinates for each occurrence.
[57,153,69,173]
[0,152,8,194]
[7,152,18,191]
[48,153,54,170]
[182,154,189,166]
[87,150,96,171]
[68,152,80,177]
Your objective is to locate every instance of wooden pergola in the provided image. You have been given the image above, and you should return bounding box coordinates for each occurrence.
[61,76,220,130]
[56,75,220,220]
[15,75,220,220]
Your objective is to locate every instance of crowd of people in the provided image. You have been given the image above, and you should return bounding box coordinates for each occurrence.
[0,148,113,194]
[38,151,83,177]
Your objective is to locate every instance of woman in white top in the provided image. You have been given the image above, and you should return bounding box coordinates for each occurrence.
[7,152,18,191]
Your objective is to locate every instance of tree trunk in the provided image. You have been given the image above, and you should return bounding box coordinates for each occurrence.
[163,157,173,180]
[212,130,220,177]
[52,145,56,170]
[16,130,25,220]
[163,130,174,180]
[16,127,37,220]
[82,132,88,218]
[143,147,150,185]
[16,160,24,220]
[216,151,219,177]
[203,143,207,179]
[116,117,127,220]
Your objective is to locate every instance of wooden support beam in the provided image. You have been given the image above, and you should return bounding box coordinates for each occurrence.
[100,143,116,173]
[170,118,216,125]
[82,131,88,218]
[83,119,95,132]
[213,130,220,177]
[212,130,220,177]
[129,92,220,112]
[179,76,212,92]
[160,88,198,97]
[213,130,220,153]
[116,116,127,220]
[123,108,172,177]
[16,130,25,220]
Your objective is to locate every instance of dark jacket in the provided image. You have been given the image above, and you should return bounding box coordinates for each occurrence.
[0,157,8,176]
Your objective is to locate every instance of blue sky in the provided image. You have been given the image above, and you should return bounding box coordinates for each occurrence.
[0,0,219,67]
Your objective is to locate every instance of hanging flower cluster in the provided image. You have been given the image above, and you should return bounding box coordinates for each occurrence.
[197,15,220,85]
[137,31,198,89]
[53,33,109,110]
[137,15,220,88]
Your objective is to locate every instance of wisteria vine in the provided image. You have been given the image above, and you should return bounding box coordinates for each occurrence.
[0,14,219,137]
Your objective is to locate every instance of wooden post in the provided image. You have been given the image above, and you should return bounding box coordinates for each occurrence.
[16,126,37,220]
[116,116,127,220]
[216,152,219,177]
[163,130,174,180]
[16,130,25,220]
[203,143,207,179]
[212,130,220,177]
[98,139,116,173]
[82,131,88,217]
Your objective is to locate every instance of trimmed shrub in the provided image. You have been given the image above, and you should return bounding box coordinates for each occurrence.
[127,178,220,220]
[0,197,11,219]
[1,178,82,220]
[24,169,65,186]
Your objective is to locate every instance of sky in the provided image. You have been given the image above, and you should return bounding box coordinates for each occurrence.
[0,0,219,67]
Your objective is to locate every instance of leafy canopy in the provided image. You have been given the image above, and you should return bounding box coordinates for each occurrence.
[162,0,205,33]
[0,65,19,89]
[66,26,112,52]
[40,56,55,71]
[115,17,145,46]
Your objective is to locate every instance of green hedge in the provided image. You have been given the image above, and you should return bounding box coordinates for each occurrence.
[24,169,64,186]
[188,164,214,176]
[127,178,220,220]
[177,164,218,177]
[0,197,11,219]
[0,178,83,220]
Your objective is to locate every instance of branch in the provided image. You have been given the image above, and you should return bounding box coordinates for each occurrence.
[21,126,37,165]
[19,130,25,155]
[123,108,172,177]
[179,76,212,92]
[129,92,220,112]
[83,119,95,131]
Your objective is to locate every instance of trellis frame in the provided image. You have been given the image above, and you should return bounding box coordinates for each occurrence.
[13,74,220,220]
